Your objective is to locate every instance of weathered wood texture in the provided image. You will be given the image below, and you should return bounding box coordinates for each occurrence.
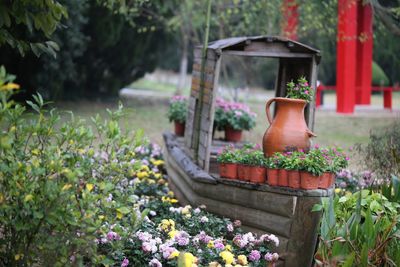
[184,47,221,171]
[164,132,331,267]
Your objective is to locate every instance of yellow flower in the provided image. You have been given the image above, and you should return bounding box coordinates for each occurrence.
[24,194,33,202]
[208,262,222,267]
[183,252,196,267]
[98,215,105,220]
[62,184,73,191]
[237,255,248,265]
[207,240,214,248]
[154,173,162,179]
[116,211,123,219]
[168,230,178,239]
[153,159,164,166]
[14,253,23,260]
[1,82,20,91]
[168,191,175,197]
[141,165,150,171]
[219,251,235,265]
[169,250,180,259]
[86,183,94,192]
[334,188,342,194]
[159,219,175,232]
[182,205,191,215]
[161,196,179,204]
[225,245,232,251]
[136,171,148,179]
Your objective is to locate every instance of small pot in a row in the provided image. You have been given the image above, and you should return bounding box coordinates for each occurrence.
[219,163,266,183]
[219,163,335,190]
[266,168,335,190]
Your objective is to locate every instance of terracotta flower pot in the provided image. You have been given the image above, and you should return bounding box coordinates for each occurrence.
[250,166,266,183]
[319,172,331,189]
[243,165,251,181]
[225,126,242,142]
[174,121,185,136]
[267,168,279,186]
[278,169,288,187]
[219,163,226,178]
[237,164,246,181]
[287,170,300,189]
[262,98,316,157]
[220,163,237,179]
[300,171,320,190]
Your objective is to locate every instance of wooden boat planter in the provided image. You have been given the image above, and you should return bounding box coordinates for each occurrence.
[163,36,331,267]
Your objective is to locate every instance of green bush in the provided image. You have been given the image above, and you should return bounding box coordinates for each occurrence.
[372,61,390,86]
[314,190,400,266]
[0,68,148,265]
[167,95,187,123]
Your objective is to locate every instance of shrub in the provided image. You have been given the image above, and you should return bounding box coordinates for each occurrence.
[167,95,187,123]
[314,190,400,266]
[0,68,149,265]
[357,120,400,182]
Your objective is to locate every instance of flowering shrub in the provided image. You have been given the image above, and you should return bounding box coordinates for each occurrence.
[167,95,187,123]
[214,98,257,131]
[286,76,314,102]
[216,145,238,164]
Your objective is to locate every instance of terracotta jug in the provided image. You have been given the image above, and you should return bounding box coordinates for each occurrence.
[262,97,316,157]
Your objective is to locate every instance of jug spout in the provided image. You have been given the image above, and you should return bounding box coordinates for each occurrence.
[306,129,317,138]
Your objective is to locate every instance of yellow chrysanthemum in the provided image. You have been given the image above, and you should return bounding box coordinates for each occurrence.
[154,173,162,179]
[141,165,150,171]
[168,230,178,239]
[152,159,164,166]
[86,183,94,192]
[182,205,191,215]
[169,250,180,259]
[334,188,342,194]
[1,82,20,91]
[136,171,148,179]
[237,255,248,265]
[207,240,214,248]
[219,251,235,265]
[183,252,196,267]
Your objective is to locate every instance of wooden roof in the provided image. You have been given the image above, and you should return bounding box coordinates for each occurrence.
[204,35,321,63]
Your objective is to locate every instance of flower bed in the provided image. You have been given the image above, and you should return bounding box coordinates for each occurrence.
[0,68,279,266]
[217,144,349,190]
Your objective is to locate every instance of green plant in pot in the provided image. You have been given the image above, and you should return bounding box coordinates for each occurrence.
[300,149,326,190]
[266,152,285,186]
[217,145,238,179]
[247,150,267,183]
[167,95,187,136]
[283,151,304,189]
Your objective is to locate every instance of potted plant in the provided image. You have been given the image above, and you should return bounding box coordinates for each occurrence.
[300,149,325,190]
[167,95,187,136]
[276,153,289,187]
[217,145,238,179]
[266,153,282,186]
[225,105,257,142]
[283,151,303,189]
[247,150,267,183]
[322,147,349,188]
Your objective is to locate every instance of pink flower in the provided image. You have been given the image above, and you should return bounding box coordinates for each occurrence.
[304,90,309,95]
[249,250,261,261]
[121,258,129,267]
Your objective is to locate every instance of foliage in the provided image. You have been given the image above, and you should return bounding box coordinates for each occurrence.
[286,77,314,103]
[167,95,187,123]
[217,145,237,164]
[372,61,390,86]
[0,0,67,56]
[246,150,267,166]
[0,1,167,100]
[314,190,400,266]
[357,120,400,181]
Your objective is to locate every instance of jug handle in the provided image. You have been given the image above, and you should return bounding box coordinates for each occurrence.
[307,129,317,137]
[265,98,276,125]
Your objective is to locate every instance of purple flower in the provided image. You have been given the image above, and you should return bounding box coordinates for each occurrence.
[121,258,129,267]
[174,231,190,246]
[227,224,234,232]
[214,240,225,250]
[304,90,309,95]
[200,216,209,223]
[107,231,121,241]
[196,231,212,244]
[149,258,162,267]
[265,252,279,262]
[249,250,261,262]
[265,234,280,247]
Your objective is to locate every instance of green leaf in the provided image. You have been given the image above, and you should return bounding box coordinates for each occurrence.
[116,206,130,214]
[342,252,355,267]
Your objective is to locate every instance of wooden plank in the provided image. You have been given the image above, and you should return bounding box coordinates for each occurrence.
[191,77,214,90]
[223,50,313,58]
[192,64,215,74]
[192,71,215,84]
[244,41,290,54]
[307,55,318,130]
[193,48,217,60]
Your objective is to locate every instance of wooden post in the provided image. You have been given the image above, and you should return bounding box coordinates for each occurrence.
[356,1,373,105]
[337,0,358,114]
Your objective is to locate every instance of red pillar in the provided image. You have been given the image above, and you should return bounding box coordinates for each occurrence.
[337,0,358,114]
[356,2,373,104]
[282,0,298,40]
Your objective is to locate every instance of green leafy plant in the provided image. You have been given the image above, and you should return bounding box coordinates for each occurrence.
[214,98,256,131]
[246,150,266,166]
[286,76,314,103]
[217,145,238,164]
[266,152,286,169]
[313,190,400,266]
[167,95,187,123]
[281,151,303,170]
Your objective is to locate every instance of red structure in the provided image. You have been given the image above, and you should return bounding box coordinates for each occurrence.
[282,0,298,40]
[282,0,375,114]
